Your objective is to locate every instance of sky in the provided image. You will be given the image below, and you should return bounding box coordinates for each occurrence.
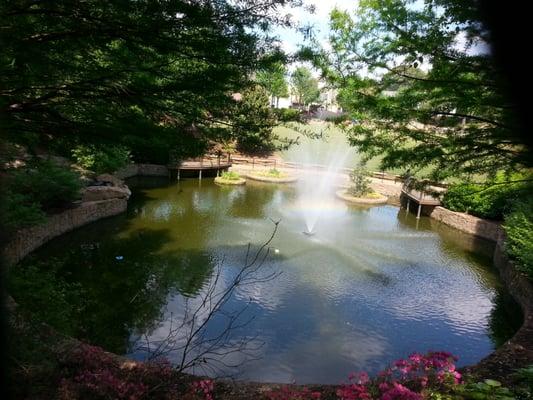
[273,0,489,77]
[275,0,358,60]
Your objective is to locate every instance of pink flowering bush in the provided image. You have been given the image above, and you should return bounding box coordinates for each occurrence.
[265,352,462,400]
[58,344,214,400]
[189,379,215,400]
[336,352,461,400]
[59,347,506,400]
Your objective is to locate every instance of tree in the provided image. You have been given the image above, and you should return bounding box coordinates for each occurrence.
[290,66,320,106]
[0,0,302,163]
[256,62,289,108]
[312,0,531,180]
[231,85,279,154]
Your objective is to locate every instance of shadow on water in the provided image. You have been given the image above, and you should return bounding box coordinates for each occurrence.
[24,226,217,354]
[489,291,524,347]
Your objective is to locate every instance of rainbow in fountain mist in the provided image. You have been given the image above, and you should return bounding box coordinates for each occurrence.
[290,123,355,234]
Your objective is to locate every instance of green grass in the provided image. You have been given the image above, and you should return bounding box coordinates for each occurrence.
[274,121,437,179]
[254,168,288,179]
[220,171,241,181]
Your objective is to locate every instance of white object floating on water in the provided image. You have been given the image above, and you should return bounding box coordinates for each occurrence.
[115,256,124,261]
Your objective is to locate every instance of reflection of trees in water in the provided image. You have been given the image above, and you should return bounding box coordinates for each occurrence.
[227,184,278,219]
[488,290,523,347]
[33,228,215,354]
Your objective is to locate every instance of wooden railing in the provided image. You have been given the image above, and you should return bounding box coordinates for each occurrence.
[231,158,404,183]
[401,178,446,206]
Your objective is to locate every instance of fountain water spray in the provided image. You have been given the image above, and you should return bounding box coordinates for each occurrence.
[291,122,355,235]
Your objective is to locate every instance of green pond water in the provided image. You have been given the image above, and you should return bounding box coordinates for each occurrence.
[21,177,522,383]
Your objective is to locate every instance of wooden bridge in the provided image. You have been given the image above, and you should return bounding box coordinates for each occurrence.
[167,157,232,180]
[400,178,446,218]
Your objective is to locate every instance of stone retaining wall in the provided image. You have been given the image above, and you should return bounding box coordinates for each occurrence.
[466,231,533,380]
[115,163,168,179]
[3,198,127,266]
[427,206,501,242]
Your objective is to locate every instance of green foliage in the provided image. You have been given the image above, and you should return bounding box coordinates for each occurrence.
[267,168,282,178]
[349,163,372,197]
[442,175,529,220]
[512,365,533,399]
[256,61,289,105]
[233,85,281,154]
[504,198,533,278]
[72,144,130,174]
[9,160,81,208]
[221,171,241,181]
[291,67,320,106]
[274,108,302,122]
[255,168,288,178]
[1,0,302,160]
[2,160,81,230]
[2,190,46,231]
[8,259,87,336]
[311,1,531,180]
[454,379,515,400]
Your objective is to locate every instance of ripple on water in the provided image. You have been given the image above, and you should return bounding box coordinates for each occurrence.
[26,179,519,383]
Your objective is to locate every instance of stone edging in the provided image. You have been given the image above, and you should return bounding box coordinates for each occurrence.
[336,189,388,205]
[3,164,167,266]
[465,231,533,380]
[3,198,127,266]
[115,163,169,179]
[427,206,501,242]
[421,206,533,378]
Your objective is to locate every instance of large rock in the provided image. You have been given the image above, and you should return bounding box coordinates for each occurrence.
[95,173,128,188]
[81,185,131,202]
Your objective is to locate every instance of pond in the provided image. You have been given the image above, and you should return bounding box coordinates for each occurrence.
[24,177,521,384]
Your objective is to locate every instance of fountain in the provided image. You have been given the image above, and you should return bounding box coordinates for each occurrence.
[292,122,355,235]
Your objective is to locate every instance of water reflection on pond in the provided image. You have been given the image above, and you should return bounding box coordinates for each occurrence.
[28,177,522,383]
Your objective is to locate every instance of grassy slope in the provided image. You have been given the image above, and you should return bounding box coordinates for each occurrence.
[274,121,445,179]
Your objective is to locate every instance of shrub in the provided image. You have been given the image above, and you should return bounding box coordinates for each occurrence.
[2,160,81,230]
[2,190,46,230]
[267,168,282,178]
[274,108,302,123]
[455,379,515,400]
[220,171,241,181]
[442,174,529,220]
[72,144,131,174]
[58,344,214,400]
[9,160,81,208]
[504,198,533,278]
[348,163,372,197]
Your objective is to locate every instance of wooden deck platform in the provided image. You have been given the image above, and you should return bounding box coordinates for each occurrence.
[400,180,446,218]
[167,158,232,179]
